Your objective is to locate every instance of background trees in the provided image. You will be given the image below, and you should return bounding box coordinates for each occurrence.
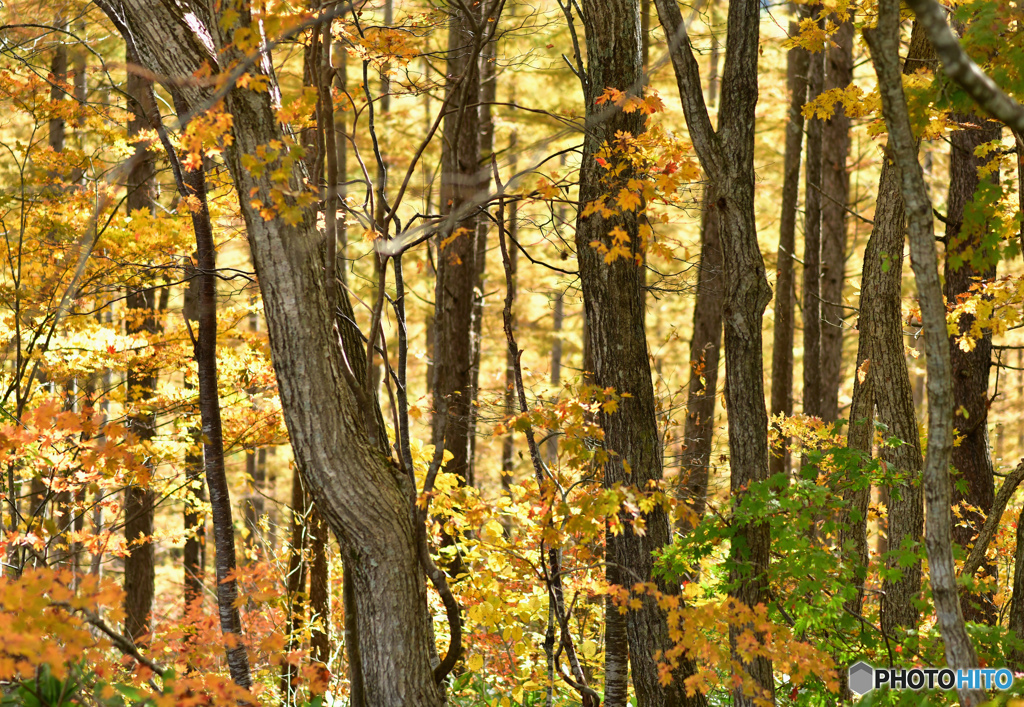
[5,0,1024,705]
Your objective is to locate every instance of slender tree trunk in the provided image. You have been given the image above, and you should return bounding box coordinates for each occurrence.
[944,115,1001,624]
[866,5,984,703]
[802,12,825,420]
[819,12,854,424]
[182,276,205,609]
[840,23,933,629]
[577,1,704,704]
[123,58,156,645]
[175,95,252,688]
[770,5,808,479]
[678,186,723,524]
[433,0,489,487]
[1010,504,1024,668]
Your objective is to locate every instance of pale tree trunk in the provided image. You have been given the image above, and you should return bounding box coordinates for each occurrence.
[654,0,774,702]
[944,115,1001,624]
[819,13,854,424]
[866,5,984,703]
[123,56,157,645]
[840,23,932,627]
[577,1,705,704]
[769,4,808,479]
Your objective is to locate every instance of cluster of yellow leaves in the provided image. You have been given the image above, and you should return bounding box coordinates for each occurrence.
[947,274,1024,351]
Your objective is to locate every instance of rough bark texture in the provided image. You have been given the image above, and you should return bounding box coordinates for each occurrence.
[309,505,330,664]
[678,186,723,522]
[803,18,825,420]
[576,1,704,704]
[654,0,774,702]
[819,14,854,424]
[433,0,486,487]
[944,115,1001,624]
[123,63,156,645]
[769,7,808,479]
[96,1,447,702]
[840,22,932,628]
[866,5,984,703]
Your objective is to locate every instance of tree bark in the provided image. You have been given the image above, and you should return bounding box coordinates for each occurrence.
[802,14,825,420]
[819,13,854,424]
[432,0,489,487]
[182,275,205,609]
[840,22,932,628]
[98,1,447,701]
[944,115,1001,625]
[866,5,984,703]
[654,0,774,702]
[123,58,157,645]
[769,5,808,479]
[576,1,705,704]
[678,186,723,524]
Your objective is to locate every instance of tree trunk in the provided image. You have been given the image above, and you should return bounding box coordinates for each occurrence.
[770,5,808,479]
[802,15,825,420]
[944,115,1001,624]
[840,22,932,628]
[309,505,330,664]
[433,0,487,487]
[123,58,157,645]
[281,467,309,701]
[576,1,704,704]
[654,0,774,702]
[678,186,723,524]
[819,13,854,425]
[100,2,447,701]
[182,275,205,609]
[177,107,252,688]
[866,7,984,703]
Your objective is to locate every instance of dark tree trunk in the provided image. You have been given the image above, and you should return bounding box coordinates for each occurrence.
[281,467,309,700]
[678,187,723,524]
[576,1,704,704]
[819,13,854,424]
[802,15,825,419]
[100,1,447,700]
[769,5,809,479]
[654,0,774,702]
[433,0,487,488]
[182,274,205,609]
[123,59,157,645]
[309,505,330,664]
[944,115,1001,624]
[840,23,933,628]
[179,118,252,688]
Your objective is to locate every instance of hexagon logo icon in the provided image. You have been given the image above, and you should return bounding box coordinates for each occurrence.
[849,661,874,696]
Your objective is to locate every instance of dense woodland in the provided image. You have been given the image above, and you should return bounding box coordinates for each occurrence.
[5,0,1024,704]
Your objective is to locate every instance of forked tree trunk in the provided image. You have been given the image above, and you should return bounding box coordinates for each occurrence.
[654,0,774,702]
[576,1,705,704]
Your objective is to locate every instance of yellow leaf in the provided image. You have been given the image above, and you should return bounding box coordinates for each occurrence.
[467,653,484,671]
